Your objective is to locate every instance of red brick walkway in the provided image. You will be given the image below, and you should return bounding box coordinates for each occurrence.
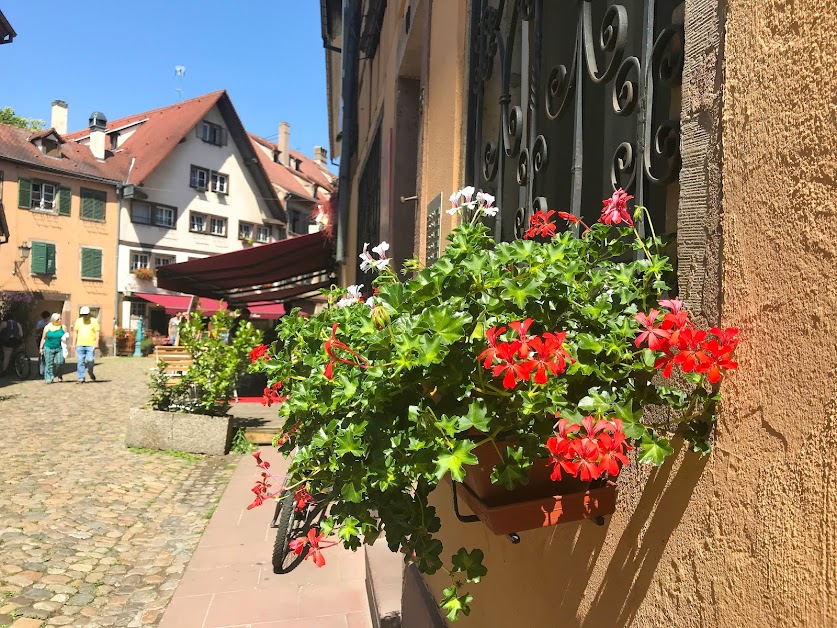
[159,447,372,628]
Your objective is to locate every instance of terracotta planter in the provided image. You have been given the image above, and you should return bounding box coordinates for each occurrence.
[115,339,135,356]
[454,440,617,535]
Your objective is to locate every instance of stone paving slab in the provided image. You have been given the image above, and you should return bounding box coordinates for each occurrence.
[159,447,373,628]
[0,358,234,628]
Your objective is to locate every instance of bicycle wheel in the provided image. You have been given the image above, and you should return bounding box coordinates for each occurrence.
[14,352,30,379]
[272,492,309,574]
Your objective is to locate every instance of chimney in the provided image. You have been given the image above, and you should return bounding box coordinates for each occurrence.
[88,111,107,160]
[51,100,68,135]
[313,146,328,168]
[278,121,290,167]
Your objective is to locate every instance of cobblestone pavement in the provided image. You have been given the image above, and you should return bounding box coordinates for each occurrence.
[0,358,234,628]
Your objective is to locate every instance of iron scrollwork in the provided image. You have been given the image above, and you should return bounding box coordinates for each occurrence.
[469,0,684,242]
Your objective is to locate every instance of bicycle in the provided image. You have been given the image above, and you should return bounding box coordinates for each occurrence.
[13,346,30,379]
[270,480,330,574]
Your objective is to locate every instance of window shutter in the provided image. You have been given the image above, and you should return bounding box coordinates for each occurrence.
[58,187,72,216]
[30,242,46,274]
[18,178,31,209]
[81,189,105,221]
[81,248,103,279]
[95,191,106,221]
[45,244,57,275]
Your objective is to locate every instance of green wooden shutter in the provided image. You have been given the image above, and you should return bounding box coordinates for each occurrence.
[18,178,31,209]
[81,189,105,221]
[30,242,46,274]
[80,248,103,279]
[58,187,71,216]
[45,244,56,275]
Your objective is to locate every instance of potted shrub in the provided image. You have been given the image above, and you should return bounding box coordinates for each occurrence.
[114,327,136,355]
[248,188,740,619]
[126,307,261,455]
[133,267,155,281]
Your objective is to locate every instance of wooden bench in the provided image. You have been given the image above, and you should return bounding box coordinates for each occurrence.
[154,346,192,386]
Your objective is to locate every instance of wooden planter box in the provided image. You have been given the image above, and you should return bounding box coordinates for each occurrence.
[126,407,233,455]
[453,440,617,535]
[115,340,135,356]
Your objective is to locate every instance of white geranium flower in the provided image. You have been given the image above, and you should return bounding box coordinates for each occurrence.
[460,186,476,205]
[372,241,390,258]
[477,192,498,216]
[346,284,364,300]
[359,243,375,272]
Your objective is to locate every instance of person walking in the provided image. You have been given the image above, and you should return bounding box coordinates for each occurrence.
[168,311,181,345]
[73,306,99,383]
[35,310,50,376]
[0,314,23,375]
[39,313,67,383]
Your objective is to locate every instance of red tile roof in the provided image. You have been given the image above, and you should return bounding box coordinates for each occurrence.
[0,124,122,182]
[249,136,317,201]
[249,134,336,198]
[63,90,224,185]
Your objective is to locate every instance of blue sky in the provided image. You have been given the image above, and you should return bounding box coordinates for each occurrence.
[1,1,332,165]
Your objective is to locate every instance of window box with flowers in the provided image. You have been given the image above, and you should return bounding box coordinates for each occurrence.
[247,188,741,620]
[133,267,155,281]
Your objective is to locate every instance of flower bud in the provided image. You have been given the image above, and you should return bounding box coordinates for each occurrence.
[371,304,391,328]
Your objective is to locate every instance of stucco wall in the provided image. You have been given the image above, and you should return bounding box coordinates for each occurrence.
[117,105,279,295]
[421,1,837,627]
[0,164,117,340]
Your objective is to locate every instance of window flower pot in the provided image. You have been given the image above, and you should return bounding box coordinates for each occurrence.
[452,439,617,535]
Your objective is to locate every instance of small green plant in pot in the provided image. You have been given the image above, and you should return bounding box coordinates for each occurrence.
[248,188,740,620]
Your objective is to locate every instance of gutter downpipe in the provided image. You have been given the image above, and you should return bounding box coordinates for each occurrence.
[336,0,361,264]
[113,157,135,355]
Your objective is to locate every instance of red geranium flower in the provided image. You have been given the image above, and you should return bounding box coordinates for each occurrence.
[294,488,314,512]
[262,382,288,407]
[574,439,603,482]
[491,341,534,389]
[654,350,677,378]
[528,332,570,384]
[634,309,671,351]
[674,328,711,373]
[600,188,634,226]
[556,211,580,224]
[477,325,507,368]
[523,210,557,239]
[508,319,535,358]
[323,322,370,379]
[249,344,269,363]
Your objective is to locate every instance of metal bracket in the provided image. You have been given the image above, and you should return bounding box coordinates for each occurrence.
[451,482,480,524]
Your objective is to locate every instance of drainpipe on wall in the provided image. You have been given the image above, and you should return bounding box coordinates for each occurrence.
[336,0,362,264]
[113,157,134,354]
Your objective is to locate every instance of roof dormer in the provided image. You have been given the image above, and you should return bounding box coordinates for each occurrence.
[29,128,64,158]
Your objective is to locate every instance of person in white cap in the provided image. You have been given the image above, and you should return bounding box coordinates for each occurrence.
[73,306,99,383]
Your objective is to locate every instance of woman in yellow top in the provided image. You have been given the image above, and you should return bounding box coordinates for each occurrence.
[39,313,67,383]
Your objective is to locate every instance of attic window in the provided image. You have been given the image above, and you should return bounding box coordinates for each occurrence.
[39,137,60,157]
[109,132,120,151]
[198,120,226,146]
[273,149,280,164]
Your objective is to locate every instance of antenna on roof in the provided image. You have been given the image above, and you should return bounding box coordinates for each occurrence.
[174,66,186,100]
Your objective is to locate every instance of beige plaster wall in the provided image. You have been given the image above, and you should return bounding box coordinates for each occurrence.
[422,1,837,627]
[0,164,117,340]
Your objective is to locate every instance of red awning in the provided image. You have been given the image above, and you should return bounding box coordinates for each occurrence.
[135,293,285,319]
[155,231,334,304]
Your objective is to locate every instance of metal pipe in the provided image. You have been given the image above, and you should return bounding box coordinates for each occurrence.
[336,0,362,265]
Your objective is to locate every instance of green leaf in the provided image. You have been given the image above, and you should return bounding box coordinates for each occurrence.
[490,446,531,489]
[500,277,542,309]
[638,432,674,465]
[450,548,488,583]
[338,516,361,543]
[335,425,366,457]
[340,480,364,503]
[440,585,474,622]
[434,440,478,482]
[456,402,491,433]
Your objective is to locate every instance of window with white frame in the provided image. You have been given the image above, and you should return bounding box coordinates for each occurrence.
[32,182,57,210]
[130,252,150,270]
[210,217,227,237]
[256,225,271,243]
[190,165,209,190]
[210,171,228,194]
[198,121,225,146]
[155,206,175,228]
[130,302,146,318]
[131,202,152,224]
[190,212,207,233]
[238,222,253,240]
[154,255,175,267]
